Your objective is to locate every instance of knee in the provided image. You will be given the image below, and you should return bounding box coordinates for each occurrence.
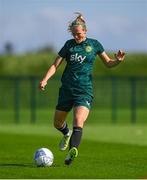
[73,117,85,128]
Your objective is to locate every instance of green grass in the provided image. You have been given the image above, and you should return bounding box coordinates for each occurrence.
[0,124,147,178]
[0,108,147,124]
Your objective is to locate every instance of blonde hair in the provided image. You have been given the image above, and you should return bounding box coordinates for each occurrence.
[68,12,87,32]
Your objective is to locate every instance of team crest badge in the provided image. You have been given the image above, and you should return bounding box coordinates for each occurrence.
[85,45,92,53]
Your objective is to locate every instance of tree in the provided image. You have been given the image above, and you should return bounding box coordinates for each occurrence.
[4,42,14,54]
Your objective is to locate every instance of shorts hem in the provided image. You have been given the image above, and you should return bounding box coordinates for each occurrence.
[73,104,91,110]
[56,106,71,112]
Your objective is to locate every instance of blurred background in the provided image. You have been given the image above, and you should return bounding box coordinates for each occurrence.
[0,0,147,125]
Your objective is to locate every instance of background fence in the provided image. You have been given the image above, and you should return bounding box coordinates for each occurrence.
[0,76,147,124]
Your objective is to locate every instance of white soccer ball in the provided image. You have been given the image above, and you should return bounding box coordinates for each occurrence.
[34,148,54,167]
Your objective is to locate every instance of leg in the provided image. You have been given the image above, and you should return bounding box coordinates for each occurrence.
[65,106,90,165]
[70,106,89,148]
[53,110,71,151]
[73,105,89,128]
[53,109,68,130]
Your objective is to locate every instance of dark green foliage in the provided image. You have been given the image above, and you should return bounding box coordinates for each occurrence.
[0,52,147,76]
[93,53,147,77]
[0,52,147,124]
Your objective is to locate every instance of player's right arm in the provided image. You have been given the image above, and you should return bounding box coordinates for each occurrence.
[39,55,63,90]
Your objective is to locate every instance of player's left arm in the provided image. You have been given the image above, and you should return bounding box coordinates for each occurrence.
[98,50,125,68]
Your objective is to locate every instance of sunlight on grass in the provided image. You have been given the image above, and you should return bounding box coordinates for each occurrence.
[0,124,147,146]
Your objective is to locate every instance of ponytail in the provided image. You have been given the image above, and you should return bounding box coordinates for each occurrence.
[68,12,87,32]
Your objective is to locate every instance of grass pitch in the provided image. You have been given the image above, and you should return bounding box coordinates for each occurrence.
[0,124,147,179]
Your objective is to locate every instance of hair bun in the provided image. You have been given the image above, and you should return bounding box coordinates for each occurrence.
[74,12,85,23]
[68,12,87,32]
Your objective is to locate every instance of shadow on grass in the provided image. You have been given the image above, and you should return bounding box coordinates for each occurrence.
[0,163,34,168]
[0,163,61,168]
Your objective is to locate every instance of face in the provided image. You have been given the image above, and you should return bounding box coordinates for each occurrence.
[72,25,86,43]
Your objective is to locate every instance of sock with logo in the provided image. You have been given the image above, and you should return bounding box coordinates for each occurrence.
[56,122,69,136]
[69,127,83,149]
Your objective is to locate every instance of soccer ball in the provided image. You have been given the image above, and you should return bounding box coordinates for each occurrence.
[34,148,54,167]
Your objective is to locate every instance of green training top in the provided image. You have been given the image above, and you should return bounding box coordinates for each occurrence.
[58,38,104,95]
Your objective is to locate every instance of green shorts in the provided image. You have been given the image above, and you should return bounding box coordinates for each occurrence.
[56,86,93,112]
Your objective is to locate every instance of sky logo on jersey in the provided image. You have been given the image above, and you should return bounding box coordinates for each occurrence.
[70,53,86,64]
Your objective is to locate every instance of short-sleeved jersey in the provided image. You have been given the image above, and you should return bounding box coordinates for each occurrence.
[58,38,104,96]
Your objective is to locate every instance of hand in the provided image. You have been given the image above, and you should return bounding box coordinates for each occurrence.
[39,80,47,91]
[115,50,125,61]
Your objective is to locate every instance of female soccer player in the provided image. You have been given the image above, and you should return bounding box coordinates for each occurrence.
[39,13,125,165]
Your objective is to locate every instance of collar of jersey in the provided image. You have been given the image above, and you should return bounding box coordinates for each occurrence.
[74,37,88,45]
